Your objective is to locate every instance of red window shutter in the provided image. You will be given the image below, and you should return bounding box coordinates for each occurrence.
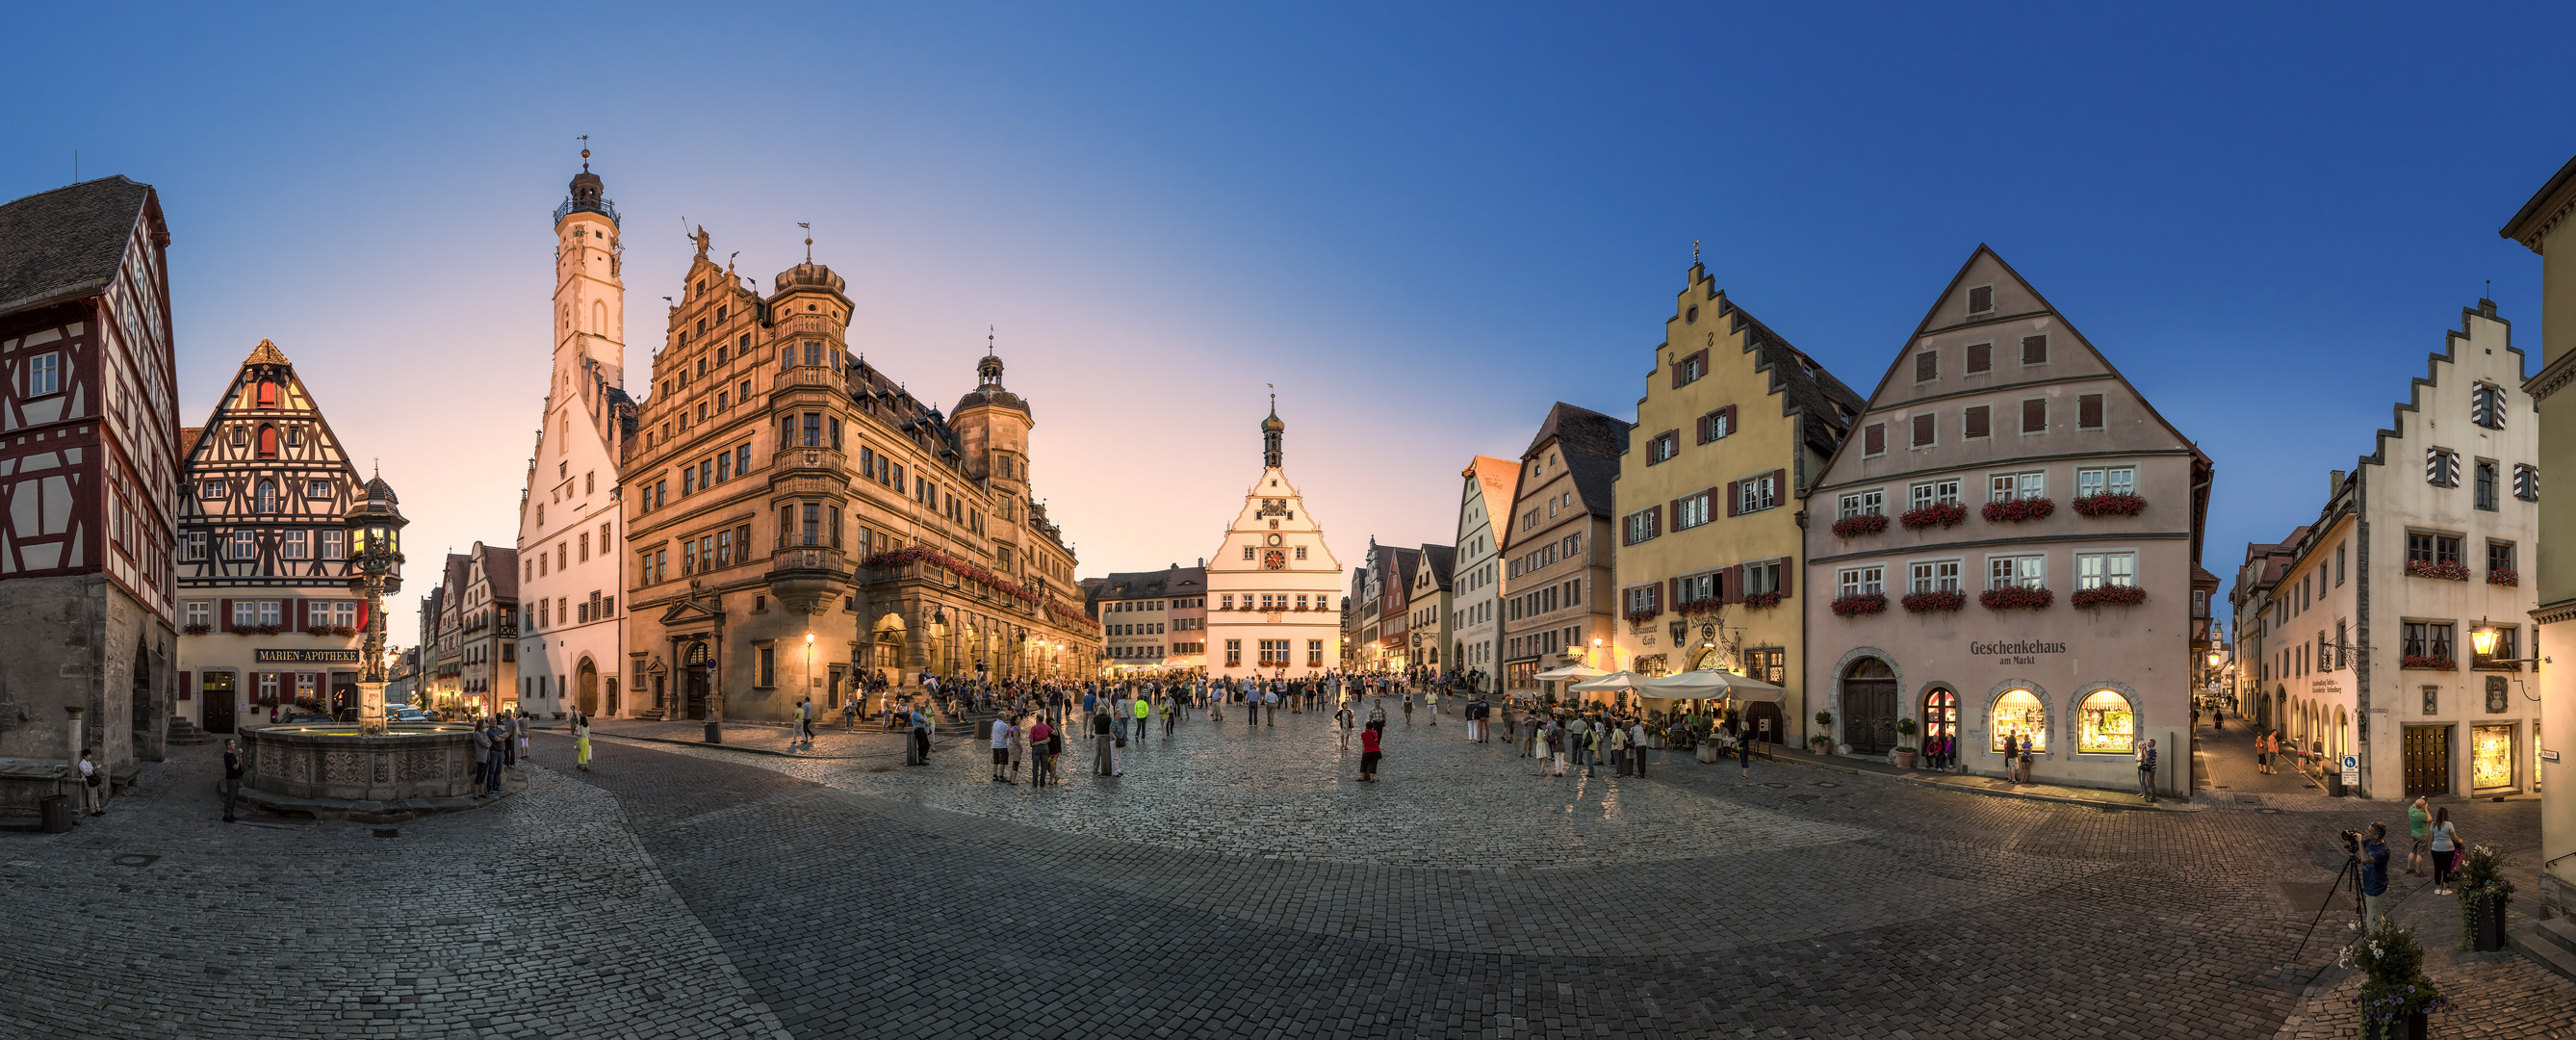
[1731,564,1747,604]
[2078,393,2103,429]
[219,599,233,632]
[2022,334,2048,365]
[1721,404,1736,436]
[294,599,307,630]
[1726,481,1739,517]
[1777,557,1793,599]
[1772,469,1788,500]
[1864,423,1884,455]
[1670,358,1684,389]
[1668,577,1680,608]
[358,601,371,631]
[178,671,192,701]
[1694,414,1709,444]
[1670,499,1683,528]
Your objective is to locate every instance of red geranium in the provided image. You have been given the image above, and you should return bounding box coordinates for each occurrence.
[2070,585,2147,609]
[1981,498,2056,523]
[1979,586,2054,611]
[2071,493,2146,517]
[1900,589,1964,612]
[1830,593,1887,616]
[1831,513,1889,538]
[1900,503,1967,530]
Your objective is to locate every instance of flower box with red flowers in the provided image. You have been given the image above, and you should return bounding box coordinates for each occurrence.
[2400,655,2457,671]
[1979,586,2054,611]
[1830,593,1887,616]
[1980,498,2056,524]
[2488,568,2520,587]
[2070,585,2147,609]
[182,623,211,637]
[2071,493,2147,518]
[1742,590,1786,610]
[2405,559,2470,581]
[1831,513,1888,538]
[1900,589,1964,613]
[1622,608,1662,625]
[1899,503,1967,530]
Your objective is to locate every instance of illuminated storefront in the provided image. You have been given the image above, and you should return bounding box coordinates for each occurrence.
[1988,690,2048,752]
[2076,689,2137,754]
[2473,723,2518,792]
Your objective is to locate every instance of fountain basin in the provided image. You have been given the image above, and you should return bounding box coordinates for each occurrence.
[236,722,489,820]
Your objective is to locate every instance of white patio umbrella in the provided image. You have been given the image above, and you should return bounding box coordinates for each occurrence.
[1531,663,1610,682]
[1566,670,1648,692]
[1636,668,1787,702]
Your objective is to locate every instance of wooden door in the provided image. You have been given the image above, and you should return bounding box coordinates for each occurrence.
[202,672,236,734]
[2402,725,2451,797]
[577,662,600,716]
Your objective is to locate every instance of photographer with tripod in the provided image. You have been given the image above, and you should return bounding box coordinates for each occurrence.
[2358,822,2391,931]
[2295,824,2393,959]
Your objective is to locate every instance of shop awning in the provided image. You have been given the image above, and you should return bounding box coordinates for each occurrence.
[1637,668,1786,702]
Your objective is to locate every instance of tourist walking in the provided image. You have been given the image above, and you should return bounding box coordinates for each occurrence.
[482,720,507,795]
[1264,687,1277,727]
[843,694,860,734]
[1134,694,1151,741]
[2430,807,2460,894]
[518,711,533,763]
[1358,723,1382,782]
[1630,717,1651,777]
[575,715,593,771]
[1093,710,1117,777]
[1027,715,1054,788]
[2406,796,2431,875]
[1426,689,1438,726]
[1367,698,1386,735]
[471,721,495,793]
[1607,721,1629,776]
[1739,726,1754,775]
[1402,695,1413,727]
[992,714,1018,783]
[909,704,934,767]
[220,740,244,822]
[2135,738,2158,801]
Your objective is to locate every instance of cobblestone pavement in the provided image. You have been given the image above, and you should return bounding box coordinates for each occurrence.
[545,708,2549,1038]
[2,707,2555,1038]
[586,716,923,760]
[0,744,791,1039]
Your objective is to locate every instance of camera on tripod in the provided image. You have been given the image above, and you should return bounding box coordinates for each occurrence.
[2337,829,2363,856]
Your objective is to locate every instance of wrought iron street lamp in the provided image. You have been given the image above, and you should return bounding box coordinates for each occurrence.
[344,475,406,735]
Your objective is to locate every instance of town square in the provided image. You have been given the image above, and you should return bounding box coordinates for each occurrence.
[1,6,2574,1038]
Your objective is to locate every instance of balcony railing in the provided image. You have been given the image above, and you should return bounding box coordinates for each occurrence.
[773,366,842,395]
[554,195,621,226]
[767,546,849,577]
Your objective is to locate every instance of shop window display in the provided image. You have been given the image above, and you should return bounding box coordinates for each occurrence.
[2076,690,2135,753]
[2472,724,2516,791]
[1988,690,2048,752]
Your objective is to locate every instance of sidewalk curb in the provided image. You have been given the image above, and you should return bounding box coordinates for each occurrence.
[1751,749,2205,813]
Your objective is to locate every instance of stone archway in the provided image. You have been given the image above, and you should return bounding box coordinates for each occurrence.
[1841,658,1898,754]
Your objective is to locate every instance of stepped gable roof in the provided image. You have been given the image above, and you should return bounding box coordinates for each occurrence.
[1699,288,1867,457]
[1523,403,1631,520]
[0,175,160,315]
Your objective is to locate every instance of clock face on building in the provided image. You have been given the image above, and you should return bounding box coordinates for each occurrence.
[1266,533,1282,547]
[1263,550,1285,570]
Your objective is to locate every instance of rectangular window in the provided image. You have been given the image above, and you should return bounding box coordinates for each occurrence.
[181,532,206,560]
[306,480,332,499]
[1676,493,1712,530]
[1294,546,1308,559]
[1739,474,1778,514]
[1909,559,1962,593]
[1744,560,1781,596]
[1966,342,1992,373]
[760,647,776,687]
[2489,541,2516,576]
[1864,423,1885,456]
[2401,621,2455,660]
[27,351,61,396]
[1915,351,1938,382]
[1674,353,1705,385]
[1624,509,1655,545]
[2475,459,2499,510]
[1699,408,1733,442]
[2427,448,2460,487]
[803,413,822,448]
[1648,433,1677,463]
[1838,565,1884,597]
[1308,639,1326,668]
[802,504,820,546]
[1244,546,1256,560]
[2472,383,2507,429]
[1224,639,1242,667]
[1967,285,1995,315]
[230,531,257,559]
[184,601,210,628]
[2074,551,2136,589]
[199,481,225,500]
[1989,471,2046,502]
[1963,404,1991,439]
[1838,489,1884,519]
[2476,626,2520,671]
[2077,393,2104,429]
[2336,543,2347,585]
[2022,398,2048,433]
[1989,555,2046,589]
[1911,413,1935,449]
[2075,466,2137,498]
[281,530,307,559]
[2407,532,2462,566]
[1910,479,1962,510]
[2021,334,2048,365]
[2514,464,2538,502]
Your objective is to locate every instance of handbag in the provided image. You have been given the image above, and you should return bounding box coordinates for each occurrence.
[85,771,102,787]
[1116,735,1126,748]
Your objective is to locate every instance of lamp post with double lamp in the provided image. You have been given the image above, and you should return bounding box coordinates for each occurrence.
[343,475,407,736]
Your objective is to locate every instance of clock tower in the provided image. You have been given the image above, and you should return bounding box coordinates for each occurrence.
[1203,402,1345,680]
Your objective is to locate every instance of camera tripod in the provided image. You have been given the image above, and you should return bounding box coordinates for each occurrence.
[2289,856,2365,961]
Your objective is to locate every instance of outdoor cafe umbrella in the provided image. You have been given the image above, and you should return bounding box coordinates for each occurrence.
[1566,670,1648,692]
[1531,663,1609,682]
[1636,668,1788,702]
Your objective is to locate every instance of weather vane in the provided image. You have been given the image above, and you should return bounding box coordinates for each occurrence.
[799,222,812,263]
[578,135,590,169]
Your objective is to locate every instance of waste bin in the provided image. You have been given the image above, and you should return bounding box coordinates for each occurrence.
[39,794,73,833]
[1696,741,1723,764]
[2325,770,2346,797]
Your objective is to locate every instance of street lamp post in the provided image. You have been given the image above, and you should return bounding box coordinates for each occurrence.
[343,475,407,736]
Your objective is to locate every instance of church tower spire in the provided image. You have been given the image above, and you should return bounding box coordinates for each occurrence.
[553,145,625,399]
[1261,395,1284,469]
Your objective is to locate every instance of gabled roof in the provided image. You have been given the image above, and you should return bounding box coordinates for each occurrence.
[1462,455,1521,534]
[1676,273,1868,457]
[179,427,203,458]
[1522,403,1630,519]
[1415,544,1455,591]
[478,544,520,601]
[0,175,161,316]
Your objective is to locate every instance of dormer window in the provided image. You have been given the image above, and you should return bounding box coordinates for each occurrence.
[1967,285,1995,316]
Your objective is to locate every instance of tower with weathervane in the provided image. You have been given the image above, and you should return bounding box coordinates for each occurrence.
[1203,401,1345,681]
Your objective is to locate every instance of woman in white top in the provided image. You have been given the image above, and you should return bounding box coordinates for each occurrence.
[2430,806,2461,894]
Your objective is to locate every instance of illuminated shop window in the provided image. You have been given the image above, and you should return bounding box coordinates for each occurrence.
[2076,690,2135,753]
[1988,690,2048,753]
[2472,724,2516,791]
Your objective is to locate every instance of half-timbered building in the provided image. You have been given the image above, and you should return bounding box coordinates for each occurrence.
[175,339,387,732]
[0,175,181,808]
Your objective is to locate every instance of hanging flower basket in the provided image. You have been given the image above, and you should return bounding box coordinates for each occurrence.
[1979,586,2053,611]
[2399,655,2456,671]
[1899,503,1967,530]
[1900,589,1964,612]
[181,623,211,637]
[1831,513,1888,538]
[2405,559,2470,581]
[1830,593,1887,616]
[2488,568,2519,586]
[1742,590,1786,610]
[2070,585,2147,609]
[2071,493,2147,517]
[1981,498,2055,523]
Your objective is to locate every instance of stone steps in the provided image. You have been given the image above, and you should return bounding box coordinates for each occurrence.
[2509,915,2576,983]
[167,717,216,745]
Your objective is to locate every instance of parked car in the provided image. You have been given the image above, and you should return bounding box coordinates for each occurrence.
[388,708,433,723]
[281,714,333,725]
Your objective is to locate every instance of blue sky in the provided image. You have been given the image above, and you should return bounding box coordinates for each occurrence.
[5,4,2571,640]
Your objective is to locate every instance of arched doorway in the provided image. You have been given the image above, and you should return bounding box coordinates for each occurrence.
[577,660,600,716]
[1922,688,1959,757]
[1842,658,1898,754]
[683,641,711,720]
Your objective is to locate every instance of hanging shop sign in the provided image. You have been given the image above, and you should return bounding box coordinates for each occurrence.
[255,649,363,663]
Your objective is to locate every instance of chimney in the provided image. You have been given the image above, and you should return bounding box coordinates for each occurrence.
[2331,470,2346,500]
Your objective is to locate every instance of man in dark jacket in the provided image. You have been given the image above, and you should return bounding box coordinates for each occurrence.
[2360,822,2391,930]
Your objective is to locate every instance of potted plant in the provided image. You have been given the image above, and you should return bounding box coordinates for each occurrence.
[1892,716,1919,767]
[1830,513,1888,538]
[1981,497,2055,523]
[2069,585,2148,609]
[1811,711,1834,753]
[1901,589,1965,612]
[1900,502,1967,530]
[2070,492,2147,517]
[2454,844,2514,952]
[2340,921,2446,1040]
[1831,592,1888,616]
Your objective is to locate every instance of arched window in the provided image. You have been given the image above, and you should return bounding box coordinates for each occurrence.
[256,425,278,458]
[256,380,278,408]
[1989,689,2048,752]
[254,480,277,513]
[593,300,606,337]
[2076,689,2135,753]
[1921,689,1958,745]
